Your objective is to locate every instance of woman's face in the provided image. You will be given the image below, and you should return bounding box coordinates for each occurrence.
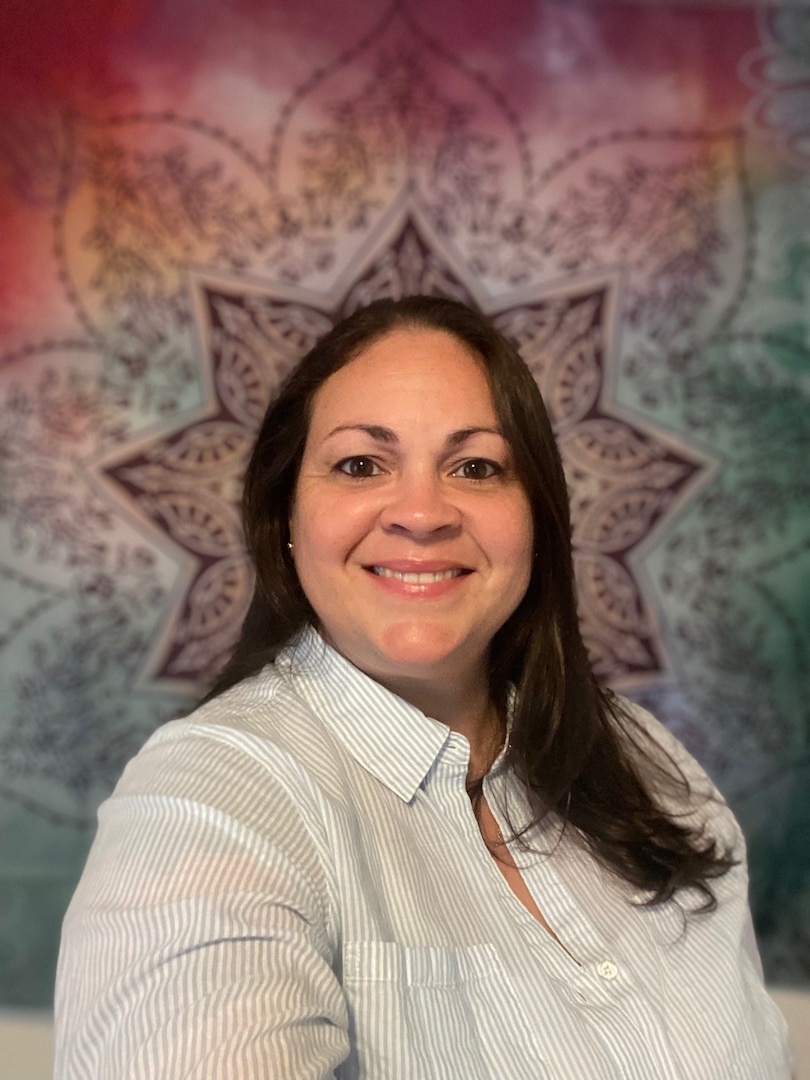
[289,327,534,695]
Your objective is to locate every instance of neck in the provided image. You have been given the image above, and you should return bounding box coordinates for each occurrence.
[377,667,504,780]
[314,628,505,780]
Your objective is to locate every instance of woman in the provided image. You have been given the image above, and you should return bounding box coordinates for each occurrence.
[55,296,792,1078]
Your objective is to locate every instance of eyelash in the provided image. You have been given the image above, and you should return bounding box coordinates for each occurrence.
[335,456,382,478]
[334,457,503,481]
[451,459,502,481]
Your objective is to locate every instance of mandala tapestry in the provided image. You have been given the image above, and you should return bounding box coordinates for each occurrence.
[1,0,809,1005]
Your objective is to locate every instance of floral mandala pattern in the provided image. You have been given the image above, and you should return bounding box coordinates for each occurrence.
[0,17,750,825]
[743,7,810,169]
[1,3,809,1002]
[101,203,708,692]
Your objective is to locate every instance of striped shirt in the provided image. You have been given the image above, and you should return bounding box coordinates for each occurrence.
[54,627,792,1078]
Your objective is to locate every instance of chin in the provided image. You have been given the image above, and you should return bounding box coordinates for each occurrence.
[374,622,477,677]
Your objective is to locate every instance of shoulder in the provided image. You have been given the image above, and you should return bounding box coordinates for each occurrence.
[113,662,348,835]
[81,662,347,937]
[610,694,743,857]
[613,696,713,790]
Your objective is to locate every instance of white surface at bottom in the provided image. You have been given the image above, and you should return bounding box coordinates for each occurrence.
[1,989,808,1079]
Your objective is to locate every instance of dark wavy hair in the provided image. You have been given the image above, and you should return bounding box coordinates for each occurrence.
[206,294,734,907]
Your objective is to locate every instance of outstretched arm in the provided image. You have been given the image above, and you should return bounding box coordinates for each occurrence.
[54,719,349,1079]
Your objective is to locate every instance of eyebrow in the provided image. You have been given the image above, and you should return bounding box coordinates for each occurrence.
[323,424,505,448]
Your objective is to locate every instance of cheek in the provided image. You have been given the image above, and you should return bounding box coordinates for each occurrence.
[500,499,534,573]
[499,507,534,606]
[290,486,375,566]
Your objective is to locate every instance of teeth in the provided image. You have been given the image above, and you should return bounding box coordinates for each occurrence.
[373,567,463,583]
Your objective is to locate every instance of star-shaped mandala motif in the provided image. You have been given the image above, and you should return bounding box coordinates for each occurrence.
[101,201,708,692]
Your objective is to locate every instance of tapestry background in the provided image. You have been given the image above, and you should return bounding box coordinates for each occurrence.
[1,0,809,1006]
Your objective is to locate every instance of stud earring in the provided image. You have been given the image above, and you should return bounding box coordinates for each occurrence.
[287,541,293,553]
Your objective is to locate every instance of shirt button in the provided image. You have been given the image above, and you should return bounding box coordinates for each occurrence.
[597,960,618,980]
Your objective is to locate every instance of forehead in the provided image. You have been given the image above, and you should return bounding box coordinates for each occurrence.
[308,327,496,427]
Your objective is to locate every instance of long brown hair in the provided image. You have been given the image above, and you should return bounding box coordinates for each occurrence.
[206,295,734,907]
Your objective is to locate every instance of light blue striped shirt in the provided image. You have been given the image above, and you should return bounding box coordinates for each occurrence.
[54,627,792,1078]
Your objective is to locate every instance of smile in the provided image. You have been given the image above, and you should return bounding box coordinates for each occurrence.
[371,567,466,584]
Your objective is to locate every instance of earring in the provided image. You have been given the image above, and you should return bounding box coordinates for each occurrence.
[287,541,293,553]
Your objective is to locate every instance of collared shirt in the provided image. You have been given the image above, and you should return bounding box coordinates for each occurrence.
[54,627,792,1078]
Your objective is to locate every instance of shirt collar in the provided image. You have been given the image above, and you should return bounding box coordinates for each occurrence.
[275,627,457,803]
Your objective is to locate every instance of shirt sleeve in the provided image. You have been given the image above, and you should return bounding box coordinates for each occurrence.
[53,717,350,1080]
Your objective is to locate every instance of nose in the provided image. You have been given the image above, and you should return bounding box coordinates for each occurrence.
[379,469,462,540]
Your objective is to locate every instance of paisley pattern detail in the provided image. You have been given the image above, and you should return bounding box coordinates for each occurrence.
[743,7,810,168]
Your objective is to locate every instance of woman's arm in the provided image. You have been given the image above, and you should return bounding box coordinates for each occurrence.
[54,719,349,1079]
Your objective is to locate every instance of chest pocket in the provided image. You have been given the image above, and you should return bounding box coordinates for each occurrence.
[341,940,542,1080]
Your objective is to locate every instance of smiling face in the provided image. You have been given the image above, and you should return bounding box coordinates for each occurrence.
[288,326,534,701]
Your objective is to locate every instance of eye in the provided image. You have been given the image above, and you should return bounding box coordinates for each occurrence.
[452,459,502,481]
[335,456,382,478]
